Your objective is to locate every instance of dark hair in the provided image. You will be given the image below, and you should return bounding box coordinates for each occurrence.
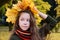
[11,9,42,40]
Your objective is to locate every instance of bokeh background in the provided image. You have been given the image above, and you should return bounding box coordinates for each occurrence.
[0,0,60,40]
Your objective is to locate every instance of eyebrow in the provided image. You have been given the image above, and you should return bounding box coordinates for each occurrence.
[20,17,30,20]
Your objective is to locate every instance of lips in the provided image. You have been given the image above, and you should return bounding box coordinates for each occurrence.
[23,26,28,27]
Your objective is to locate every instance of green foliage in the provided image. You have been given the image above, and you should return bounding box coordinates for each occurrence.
[0,6,6,15]
[34,0,60,33]
[34,0,51,13]
[55,0,60,4]
[0,0,11,7]
[53,0,60,32]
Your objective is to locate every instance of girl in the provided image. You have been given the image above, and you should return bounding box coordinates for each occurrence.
[9,7,57,40]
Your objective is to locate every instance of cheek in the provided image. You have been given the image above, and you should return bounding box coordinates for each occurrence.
[19,21,23,27]
[27,22,30,26]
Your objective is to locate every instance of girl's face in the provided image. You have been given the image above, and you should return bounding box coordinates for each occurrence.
[19,12,30,31]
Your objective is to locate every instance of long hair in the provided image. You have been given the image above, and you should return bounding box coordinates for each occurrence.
[11,9,42,40]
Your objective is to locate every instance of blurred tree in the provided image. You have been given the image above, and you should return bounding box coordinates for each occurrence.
[43,0,58,17]
[0,0,18,31]
[0,0,18,23]
[0,0,11,7]
[0,0,18,32]
[34,0,60,32]
[33,0,51,26]
[39,0,58,25]
[53,0,60,32]
[12,0,18,4]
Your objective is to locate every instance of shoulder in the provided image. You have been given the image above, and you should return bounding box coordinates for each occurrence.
[9,33,21,40]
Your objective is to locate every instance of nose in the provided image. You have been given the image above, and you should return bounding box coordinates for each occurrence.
[24,23,27,25]
[23,20,28,25]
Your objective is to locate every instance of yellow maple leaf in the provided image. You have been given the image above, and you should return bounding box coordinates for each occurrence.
[5,8,18,23]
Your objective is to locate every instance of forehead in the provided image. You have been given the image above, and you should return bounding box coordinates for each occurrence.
[19,12,30,19]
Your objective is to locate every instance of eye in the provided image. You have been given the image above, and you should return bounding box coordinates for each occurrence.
[27,19,30,22]
[20,18,24,21]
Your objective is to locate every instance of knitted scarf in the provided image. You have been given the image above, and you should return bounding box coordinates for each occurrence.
[15,28,31,40]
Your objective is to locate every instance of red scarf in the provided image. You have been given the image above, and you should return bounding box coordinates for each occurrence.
[15,28,31,40]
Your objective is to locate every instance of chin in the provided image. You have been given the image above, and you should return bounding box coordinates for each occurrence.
[22,28,28,31]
